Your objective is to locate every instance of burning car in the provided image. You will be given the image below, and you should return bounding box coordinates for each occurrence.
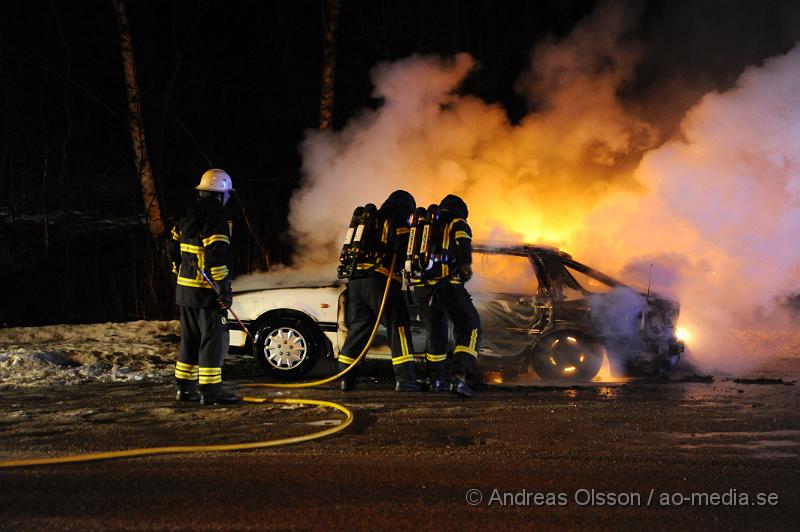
[228,244,684,381]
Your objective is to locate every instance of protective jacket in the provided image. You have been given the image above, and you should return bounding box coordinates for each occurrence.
[169,196,231,308]
[353,191,413,282]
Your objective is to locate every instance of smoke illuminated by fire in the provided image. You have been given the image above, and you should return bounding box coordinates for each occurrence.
[290,3,653,260]
[287,3,800,374]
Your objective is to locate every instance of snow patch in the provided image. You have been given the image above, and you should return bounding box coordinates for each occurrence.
[0,320,180,388]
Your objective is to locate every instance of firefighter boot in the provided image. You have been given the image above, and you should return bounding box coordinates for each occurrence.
[426,359,448,392]
[450,375,475,398]
[175,379,201,402]
[199,383,239,405]
[340,374,356,391]
[432,379,450,392]
[395,380,422,392]
[339,362,357,391]
[394,362,421,392]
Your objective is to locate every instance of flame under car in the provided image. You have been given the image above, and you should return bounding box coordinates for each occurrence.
[227,244,684,381]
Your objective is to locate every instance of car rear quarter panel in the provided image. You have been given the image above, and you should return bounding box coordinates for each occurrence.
[230,286,344,324]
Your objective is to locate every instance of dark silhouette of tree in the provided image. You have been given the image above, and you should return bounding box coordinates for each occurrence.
[113,0,164,237]
[319,0,340,130]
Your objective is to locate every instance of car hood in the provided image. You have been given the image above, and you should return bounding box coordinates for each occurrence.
[587,287,679,339]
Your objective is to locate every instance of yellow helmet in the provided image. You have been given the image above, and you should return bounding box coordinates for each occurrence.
[196,168,233,192]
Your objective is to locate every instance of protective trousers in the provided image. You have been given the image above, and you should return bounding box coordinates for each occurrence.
[338,274,417,383]
[414,283,481,382]
[176,305,230,390]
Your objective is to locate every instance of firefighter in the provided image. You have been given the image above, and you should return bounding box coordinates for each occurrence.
[338,190,421,392]
[412,194,480,397]
[169,168,238,405]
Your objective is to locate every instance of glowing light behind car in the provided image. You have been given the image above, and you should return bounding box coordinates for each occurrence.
[675,326,692,343]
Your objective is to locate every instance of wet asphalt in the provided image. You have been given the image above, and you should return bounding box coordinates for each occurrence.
[1,358,798,531]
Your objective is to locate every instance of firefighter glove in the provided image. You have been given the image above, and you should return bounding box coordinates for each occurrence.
[459,264,473,282]
[217,279,233,309]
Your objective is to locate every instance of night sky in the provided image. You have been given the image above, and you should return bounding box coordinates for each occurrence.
[2,0,800,325]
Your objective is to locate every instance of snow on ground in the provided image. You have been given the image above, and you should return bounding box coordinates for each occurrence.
[0,321,180,388]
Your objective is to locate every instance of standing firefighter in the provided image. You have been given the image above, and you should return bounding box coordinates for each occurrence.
[411,194,480,397]
[338,190,420,392]
[169,168,238,405]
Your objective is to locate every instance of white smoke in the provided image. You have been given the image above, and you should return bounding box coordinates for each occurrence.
[588,287,647,338]
[581,44,800,373]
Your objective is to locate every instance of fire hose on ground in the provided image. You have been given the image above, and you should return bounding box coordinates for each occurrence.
[0,256,395,469]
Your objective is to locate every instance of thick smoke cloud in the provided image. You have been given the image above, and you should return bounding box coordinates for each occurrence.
[278,1,800,374]
[582,45,800,372]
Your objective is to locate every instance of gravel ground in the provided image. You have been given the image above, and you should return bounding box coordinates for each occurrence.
[0,355,798,530]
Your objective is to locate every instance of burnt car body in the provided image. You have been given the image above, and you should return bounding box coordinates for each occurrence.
[228,243,684,381]
[461,244,683,380]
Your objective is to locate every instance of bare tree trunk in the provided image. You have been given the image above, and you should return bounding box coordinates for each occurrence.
[41,157,49,253]
[233,191,271,271]
[0,93,11,223]
[319,0,340,130]
[53,3,72,198]
[113,0,165,237]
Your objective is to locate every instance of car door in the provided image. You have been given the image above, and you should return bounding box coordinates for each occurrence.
[470,251,546,360]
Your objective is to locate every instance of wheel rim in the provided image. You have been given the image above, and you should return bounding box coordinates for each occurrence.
[263,327,308,370]
[534,334,604,380]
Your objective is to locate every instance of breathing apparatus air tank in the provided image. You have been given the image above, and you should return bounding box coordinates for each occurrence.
[357,203,379,260]
[337,206,364,279]
[405,206,427,274]
[337,203,378,279]
[415,204,441,279]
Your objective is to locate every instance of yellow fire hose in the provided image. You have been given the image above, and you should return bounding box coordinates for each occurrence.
[0,257,396,468]
[0,397,352,469]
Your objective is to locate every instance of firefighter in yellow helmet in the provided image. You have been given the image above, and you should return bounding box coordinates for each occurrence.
[168,169,237,405]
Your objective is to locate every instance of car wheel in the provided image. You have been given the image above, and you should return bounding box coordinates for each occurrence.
[531,332,605,381]
[254,317,321,379]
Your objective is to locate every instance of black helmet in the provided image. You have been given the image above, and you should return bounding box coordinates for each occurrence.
[382,189,416,219]
[439,194,468,218]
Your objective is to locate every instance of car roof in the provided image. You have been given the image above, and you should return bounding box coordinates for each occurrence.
[473,242,644,294]
[473,242,572,259]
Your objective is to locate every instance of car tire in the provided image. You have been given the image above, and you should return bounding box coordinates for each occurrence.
[253,316,321,379]
[530,331,605,381]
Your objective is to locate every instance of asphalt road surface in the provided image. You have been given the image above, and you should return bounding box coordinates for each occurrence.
[1,359,798,531]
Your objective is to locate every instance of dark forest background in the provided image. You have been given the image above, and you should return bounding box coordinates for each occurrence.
[2,0,799,326]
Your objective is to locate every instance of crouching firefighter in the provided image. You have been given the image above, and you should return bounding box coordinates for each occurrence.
[168,168,238,405]
[337,190,421,392]
[408,194,481,397]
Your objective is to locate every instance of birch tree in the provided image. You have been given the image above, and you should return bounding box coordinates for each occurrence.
[113,0,164,237]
